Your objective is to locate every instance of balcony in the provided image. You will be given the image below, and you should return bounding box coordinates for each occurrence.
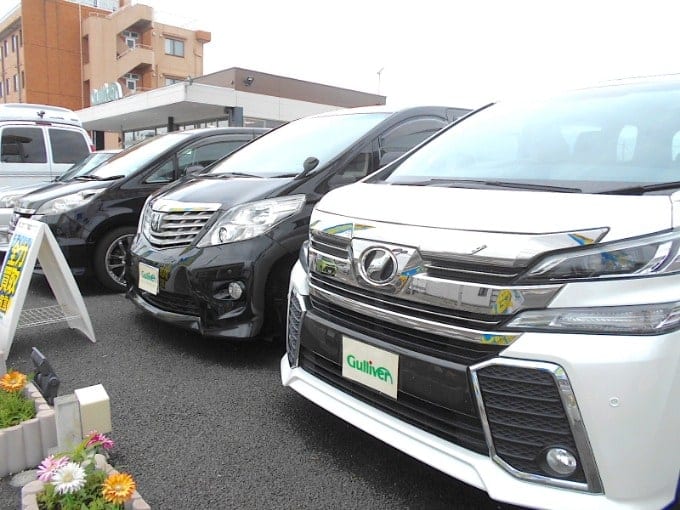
[107,3,153,34]
[116,45,154,77]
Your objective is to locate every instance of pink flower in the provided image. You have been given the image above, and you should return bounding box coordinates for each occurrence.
[86,431,115,450]
[36,455,70,482]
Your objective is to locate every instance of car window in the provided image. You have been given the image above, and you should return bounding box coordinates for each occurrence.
[49,128,90,164]
[178,140,248,173]
[380,83,680,191]
[378,118,448,166]
[88,132,191,179]
[208,113,391,177]
[1,127,47,163]
[329,143,377,187]
[146,157,176,183]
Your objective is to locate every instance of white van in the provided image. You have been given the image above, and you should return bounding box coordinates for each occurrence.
[282,77,680,510]
[0,103,92,186]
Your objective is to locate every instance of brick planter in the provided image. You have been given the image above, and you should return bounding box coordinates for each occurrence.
[0,382,57,477]
[21,454,150,510]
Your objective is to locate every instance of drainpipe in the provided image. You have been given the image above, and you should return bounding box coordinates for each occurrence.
[15,34,20,102]
[0,47,5,103]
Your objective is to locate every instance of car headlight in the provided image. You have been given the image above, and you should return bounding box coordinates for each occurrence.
[519,229,680,282]
[0,192,28,209]
[198,195,306,247]
[504,301,680,335]
[36,189,105,215]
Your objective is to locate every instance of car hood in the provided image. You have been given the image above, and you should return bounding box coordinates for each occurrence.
[316,183,675,242]
[16,180,112,210]
[152,176,294,210]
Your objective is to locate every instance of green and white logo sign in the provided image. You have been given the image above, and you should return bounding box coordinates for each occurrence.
[342,336,399,399]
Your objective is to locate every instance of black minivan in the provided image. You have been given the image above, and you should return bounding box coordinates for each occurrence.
[10,127,268,291]
[125,106,470,340]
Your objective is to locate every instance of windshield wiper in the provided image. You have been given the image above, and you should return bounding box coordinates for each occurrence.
[598,181,680,195]
[394,178,582,193]
[210,172,262,178]
[75,175,125,181]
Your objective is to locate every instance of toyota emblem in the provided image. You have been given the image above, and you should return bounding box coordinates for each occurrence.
[359,247,398,286]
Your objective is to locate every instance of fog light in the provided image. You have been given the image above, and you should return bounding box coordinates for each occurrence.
[228,281,244,299]
[544,447,578,477]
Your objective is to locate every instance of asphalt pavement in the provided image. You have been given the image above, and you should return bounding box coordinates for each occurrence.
[0,274,524,510]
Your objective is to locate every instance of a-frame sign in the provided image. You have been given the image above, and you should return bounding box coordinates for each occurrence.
[0,218,95,359]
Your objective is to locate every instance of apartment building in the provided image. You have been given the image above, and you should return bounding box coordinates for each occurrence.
[1,0,387,149]
[0,0,210,110]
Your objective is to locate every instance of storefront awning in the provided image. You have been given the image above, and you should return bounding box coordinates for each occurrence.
[77,82,238,132]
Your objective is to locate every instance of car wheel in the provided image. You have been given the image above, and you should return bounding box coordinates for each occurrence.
[93,226,136,292]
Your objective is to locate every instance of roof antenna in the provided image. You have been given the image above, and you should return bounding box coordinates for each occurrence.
[37,110,45,119]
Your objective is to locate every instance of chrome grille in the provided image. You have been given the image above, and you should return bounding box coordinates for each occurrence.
[310,231,350,258]
[144,207,217,248]
[422,254,525,284]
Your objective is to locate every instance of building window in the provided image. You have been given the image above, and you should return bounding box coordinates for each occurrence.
[122,30,139,49]
[164,76,183,86]
[11,35,17,52]
[0,82,3,98]
[164,37,184,57]
[4,79,8,95]
[124,72,140,91]
[19,30,22,47]
[13,75,18,92]
[2,40,7,57]
[21,71,24,89]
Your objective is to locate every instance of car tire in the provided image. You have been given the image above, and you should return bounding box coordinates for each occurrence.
[93,226,137,292]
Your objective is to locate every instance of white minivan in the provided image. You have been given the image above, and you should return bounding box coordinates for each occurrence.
[282,77,680,510]
[0,103,92,186]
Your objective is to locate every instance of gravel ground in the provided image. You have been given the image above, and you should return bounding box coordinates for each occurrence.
[0,274,525,510]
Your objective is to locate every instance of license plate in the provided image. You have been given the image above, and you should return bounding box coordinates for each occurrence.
[342,336,399,399]
[138,262,159,295]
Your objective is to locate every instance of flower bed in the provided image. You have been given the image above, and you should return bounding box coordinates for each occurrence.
[20,433,150,510]
[0,374,57,477]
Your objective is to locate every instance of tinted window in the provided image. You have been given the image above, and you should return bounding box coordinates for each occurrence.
[380,81,680,192]
[208,113,391,178]
[329,144,377,187]
[49,128,89,164]
[178,140,248,172]
[146,157,175,183]
[1,127,47,163]
[378,118,447,166]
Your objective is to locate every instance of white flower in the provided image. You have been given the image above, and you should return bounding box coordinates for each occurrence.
[51,462,86,494]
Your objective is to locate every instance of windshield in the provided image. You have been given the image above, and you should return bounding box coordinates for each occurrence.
[379,80,680,193]
[59,151,118,181]
[208,112,391,177]
[87,133,191,179]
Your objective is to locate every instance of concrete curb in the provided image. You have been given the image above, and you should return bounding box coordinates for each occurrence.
[0,383,57,477]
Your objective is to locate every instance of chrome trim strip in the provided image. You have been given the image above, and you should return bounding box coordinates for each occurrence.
[469,358,603,493]
[13,207,35,215]
[310,283,520,345]
[151,199,222,213]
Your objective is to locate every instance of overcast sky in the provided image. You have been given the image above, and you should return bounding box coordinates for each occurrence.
[3,0,680,109]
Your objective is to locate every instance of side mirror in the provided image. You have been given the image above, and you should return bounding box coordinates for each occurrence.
[183,164,205,176]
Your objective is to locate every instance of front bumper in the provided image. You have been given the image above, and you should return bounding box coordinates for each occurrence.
[282,264,680,510]
[126,233,292,339]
